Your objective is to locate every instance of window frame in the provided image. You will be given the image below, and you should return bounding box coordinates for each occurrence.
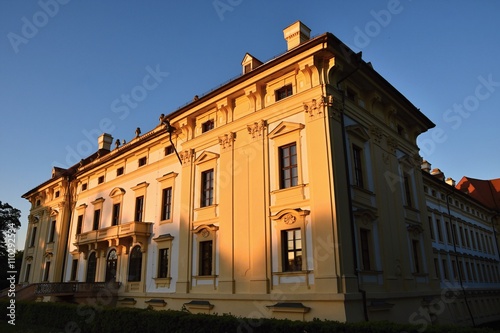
[128,245,143,282]
[153,233,174,287]
[278,143,298,189]
[275,84,293,101]
[157,173,178,224]
[200,169,214,207]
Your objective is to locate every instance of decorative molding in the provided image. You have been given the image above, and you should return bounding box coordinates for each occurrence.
[218,132,235,149]
[247,120,266,138]
[386,136,398,153]
[407,223,424,237]
[283,213,296,225]
[180,149,193,165]
[370,125,383,144]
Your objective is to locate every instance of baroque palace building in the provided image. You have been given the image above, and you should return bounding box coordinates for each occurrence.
[18,21,500,326]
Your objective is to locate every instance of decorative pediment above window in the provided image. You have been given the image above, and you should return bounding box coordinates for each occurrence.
[271,208,310,224]
[268,121,305,139]
[353,209,377,226]
[109,187,126,198]
[195,151,219,165]
[193,224,219,237]
[407,223,424,237]
[346,124,370,142]
[50,209,59,217]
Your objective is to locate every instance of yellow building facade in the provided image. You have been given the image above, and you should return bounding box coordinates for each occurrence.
[19,21,500,326]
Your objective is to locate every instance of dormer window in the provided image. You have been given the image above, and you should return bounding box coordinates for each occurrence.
[241,53,263,74]
[275,84,292,101]
[202,120,214,133]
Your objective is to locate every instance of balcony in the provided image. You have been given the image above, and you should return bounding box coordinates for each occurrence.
[75,221,153,252]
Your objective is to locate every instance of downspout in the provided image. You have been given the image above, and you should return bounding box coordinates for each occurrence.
[60,175,73,282]
[446,192,475,327]
[486,182,500,261]
[335,62,369,321]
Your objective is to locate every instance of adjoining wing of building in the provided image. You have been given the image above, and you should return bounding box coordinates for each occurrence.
[17,21,500,326]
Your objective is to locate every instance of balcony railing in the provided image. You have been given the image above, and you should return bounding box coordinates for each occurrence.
[35,282,120,296]
[75,221,152,246]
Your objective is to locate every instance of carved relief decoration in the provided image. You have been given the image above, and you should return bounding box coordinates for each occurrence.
[283,213,296,225]
[370,125,383,144]
[386,136,398,153]
[179,150,193,165]
[218,132,235,149]
[247,120,266,138]
[406,224,424,237]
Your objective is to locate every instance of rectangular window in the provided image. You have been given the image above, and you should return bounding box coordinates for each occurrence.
[158,248,169,278]
[403,174,412,207]
[48,220,56,243]
[459,227,465,247]
[445,221,452,244]
[82,183,88,191]
[135,196,144,222]
[452,260,458,280]
[138,157,147,167]
[199,241,213,276]
[55,191,60,198]
[442,259,449,280]
[70,259,78,281]
[165,146,174,156]
[360,228,371,271]
[436,219,443,242]
[201,169,214,207]
[275,84,292,101]
[25,264,31,282]
[43,261,51,281]
[201,120,214,133]
[161,187,172,220]
[76,215,83,235]
[29,227,37,247]
[471,229,477,249]
[92,209,100,230]
[279,143,298,189]
[465,262,472,282]
[428,217,435,240]
[98,176,104,184]
[282,229,302,272]
[434,258,440,279]
[412,240,420,273]
[112,203,120,226]
[352,145,364,188]
[116,167,124,176]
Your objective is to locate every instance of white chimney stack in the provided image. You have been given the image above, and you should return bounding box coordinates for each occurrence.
[98,133,113,151]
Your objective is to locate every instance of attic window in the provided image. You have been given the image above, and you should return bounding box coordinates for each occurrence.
[36,199,41,207]
[346,88,356,101]
[82,183,88,191]
[138,157,147,167]
[117,167,124,176]
[202,120,214,133]
[98,176,104,184]
[165,146,174,156]
[244,64,251,74]
[275,84,292,101]
[55,191,60,198]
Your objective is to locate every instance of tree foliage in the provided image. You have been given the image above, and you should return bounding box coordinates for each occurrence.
[0,201,21,258]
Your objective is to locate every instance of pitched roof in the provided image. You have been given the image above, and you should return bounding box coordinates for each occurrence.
[456,176,500,211]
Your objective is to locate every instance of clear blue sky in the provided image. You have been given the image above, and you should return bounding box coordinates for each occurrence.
[1,1,499,250]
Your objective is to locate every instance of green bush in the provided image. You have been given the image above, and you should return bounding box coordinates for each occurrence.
[1,300,497,333]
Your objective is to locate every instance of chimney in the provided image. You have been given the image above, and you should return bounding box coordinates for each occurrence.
[98,133,113,151]
[445,177,456,187]
[421,160,431,173]
[430,168,445,181]
[283,21,311,51]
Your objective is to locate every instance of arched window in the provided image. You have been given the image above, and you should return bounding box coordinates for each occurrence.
[86,252,97,283]
[106,249,118,282]
[128,246,142,282]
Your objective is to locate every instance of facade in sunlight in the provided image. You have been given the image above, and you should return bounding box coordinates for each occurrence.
[19,21,500,326]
